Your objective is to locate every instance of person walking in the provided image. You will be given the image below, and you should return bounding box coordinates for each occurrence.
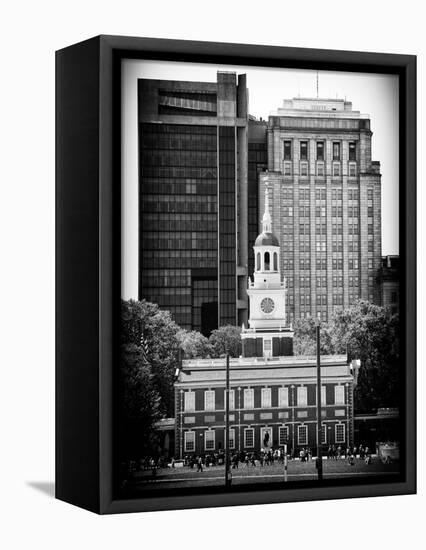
[197,456,203,472]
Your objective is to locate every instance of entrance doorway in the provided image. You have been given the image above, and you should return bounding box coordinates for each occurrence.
[260,426,273,450]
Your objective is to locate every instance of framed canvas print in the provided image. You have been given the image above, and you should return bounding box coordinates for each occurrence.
[56,35,416,514]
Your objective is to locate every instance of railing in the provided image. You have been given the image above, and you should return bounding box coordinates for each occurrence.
[182,354,348,368]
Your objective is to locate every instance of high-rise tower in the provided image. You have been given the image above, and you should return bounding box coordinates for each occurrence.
[138,72,249,335]
[260,97,382,323]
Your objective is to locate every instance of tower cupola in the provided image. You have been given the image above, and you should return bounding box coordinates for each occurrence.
[242,179,293,357]
[253,184,281,284]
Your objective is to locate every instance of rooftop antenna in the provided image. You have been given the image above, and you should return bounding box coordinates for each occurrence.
[316,70,319,98]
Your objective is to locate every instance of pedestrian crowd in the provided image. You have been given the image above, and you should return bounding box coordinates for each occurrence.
[120,442,374,483]
[326,444,372,464]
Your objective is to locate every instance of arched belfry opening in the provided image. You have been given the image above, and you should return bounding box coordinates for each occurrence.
[273,252,278,271]
[264,251,270,270]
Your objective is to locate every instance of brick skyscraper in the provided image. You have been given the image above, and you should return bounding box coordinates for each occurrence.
[258,97,382,323]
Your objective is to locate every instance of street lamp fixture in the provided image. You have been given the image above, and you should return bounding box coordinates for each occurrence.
[224,348,231,488]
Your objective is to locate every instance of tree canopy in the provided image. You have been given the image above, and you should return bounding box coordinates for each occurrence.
[294,300,400,413]
[176,329,211,359]
[118,343,162,458]
[121,299,181,417]
[293,317,333,356]
[329,300,400,412]
[208,325,242,358]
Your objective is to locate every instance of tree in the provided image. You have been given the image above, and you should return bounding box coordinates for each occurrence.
[121,299,181,417]
[329,300,400,412]
[293,317,333,356]
[118,343,161,458]
[208,325,242,358]
[292,301,400,413]
[176,329,211,359]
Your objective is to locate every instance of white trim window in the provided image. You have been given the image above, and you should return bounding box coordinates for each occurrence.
[298,425,308,446]
[184,431,195,452]
[349,162,357,177]
[261,387,272,408]
[284,161,292,176]
[184,391,195,412]
[204,390,215,411]
[263,339,272,356]
[315,385,326,405]
[335,385,345,405]
[297,386,308,407]
[244,388,254,409]
[278,386,289,407]
[332,162,341,177]
[335,423,346,444]
[205,430,215,451]
[321,424,327,444]
[317,162,325,177]
[226,428,235,450]
[226,389,235,410]
[300,161,308,177]
[244,427,255,448]
[279,425,289,446]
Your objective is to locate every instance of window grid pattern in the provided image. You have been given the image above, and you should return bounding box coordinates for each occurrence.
[184,431,195,452]
[244,428,254,448]
[298,425,308,446]
[139,124,219,331]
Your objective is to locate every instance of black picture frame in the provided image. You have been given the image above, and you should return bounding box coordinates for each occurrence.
[56,35,416,514]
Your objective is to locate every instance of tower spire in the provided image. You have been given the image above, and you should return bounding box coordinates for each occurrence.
[262,183,272,233]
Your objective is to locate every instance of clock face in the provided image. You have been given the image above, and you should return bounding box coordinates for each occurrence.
[260,297,275,314]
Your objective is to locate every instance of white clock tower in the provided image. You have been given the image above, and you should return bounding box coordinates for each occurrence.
[242,183,294,358]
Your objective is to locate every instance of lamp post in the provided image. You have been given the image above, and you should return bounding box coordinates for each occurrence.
[237,386,241,453]
[316,317,323,481]
[225,348,231,488]
[291,385,295,453]
[179,389,184,459]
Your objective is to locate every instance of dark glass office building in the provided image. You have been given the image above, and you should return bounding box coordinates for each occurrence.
[248,118,268,276]
[138,73,249,335]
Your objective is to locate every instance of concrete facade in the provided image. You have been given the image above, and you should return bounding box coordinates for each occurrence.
[379,255,400,314]
[259,97,382,323]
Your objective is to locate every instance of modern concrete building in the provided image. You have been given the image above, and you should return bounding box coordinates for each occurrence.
[174,192,356,457]
[379,255,400,314]
[258,97,382,323]
[138,72,249,335]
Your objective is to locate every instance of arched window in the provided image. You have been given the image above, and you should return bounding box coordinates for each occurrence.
[273,252,278,271]
[264,251,270,271]
[256,252,261,271]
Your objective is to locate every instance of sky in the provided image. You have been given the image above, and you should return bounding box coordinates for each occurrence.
[122,59,399,300]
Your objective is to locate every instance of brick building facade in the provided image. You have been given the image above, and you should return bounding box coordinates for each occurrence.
[174,356,355,458]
